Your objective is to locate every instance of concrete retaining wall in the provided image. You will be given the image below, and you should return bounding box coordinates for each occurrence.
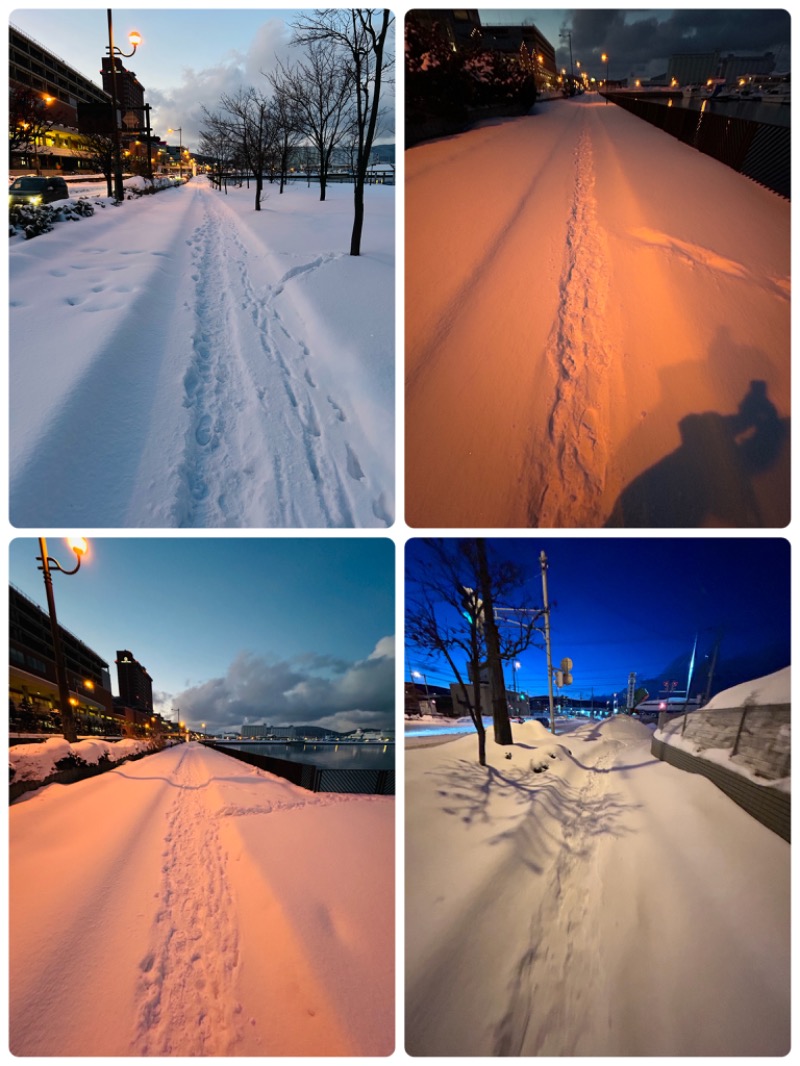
[651,736,790,842]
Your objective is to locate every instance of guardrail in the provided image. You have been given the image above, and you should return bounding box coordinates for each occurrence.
[607,93,790,199]
[203,742,394,795]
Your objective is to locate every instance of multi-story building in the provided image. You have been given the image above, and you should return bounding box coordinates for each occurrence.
[10,23,156,175]
[9,24,113,173]
[115,649,153,713]
[667,52,721,87]
[9,584,117,735]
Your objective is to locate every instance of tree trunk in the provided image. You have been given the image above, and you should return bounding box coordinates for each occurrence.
[254,172,263,211]
[477,538,513,745]
[350,173,365,256]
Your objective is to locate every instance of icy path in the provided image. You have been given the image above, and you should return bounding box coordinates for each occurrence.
[10,743,394,1056]
[10,179,393,527]
[406,96,790,527]
[405,718,789,1055]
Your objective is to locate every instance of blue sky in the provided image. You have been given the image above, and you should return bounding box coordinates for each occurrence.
[10,537,395,732]
[10,7,396,149]
[406,538,790,704]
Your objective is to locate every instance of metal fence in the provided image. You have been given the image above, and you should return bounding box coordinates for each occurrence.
[607,94,790,199]
[204,742,394,795]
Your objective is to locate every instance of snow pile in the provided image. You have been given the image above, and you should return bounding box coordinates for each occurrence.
[9,735,155,783]
[702,665,789,709]
[406,714,789,1055]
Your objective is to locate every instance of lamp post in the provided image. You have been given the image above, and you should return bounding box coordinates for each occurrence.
[602,52,609,102]
[168,128,183,180]
[411,669,432,715]
[106,10,142,201]
[37,538,88,744]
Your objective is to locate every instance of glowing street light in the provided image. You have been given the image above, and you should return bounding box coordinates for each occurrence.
[168,127,183,180]
[106,10,142,201]
[601,52,609,103]
[36,538,89,744]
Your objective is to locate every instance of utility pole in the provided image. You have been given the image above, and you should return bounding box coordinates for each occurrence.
[477,539,512,745]
[560,29,575,93]
[540,550,556,735]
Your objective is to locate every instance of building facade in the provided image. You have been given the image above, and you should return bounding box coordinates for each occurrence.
[10,24,112,173]
[9,584,117,735]
[116,649,154,712]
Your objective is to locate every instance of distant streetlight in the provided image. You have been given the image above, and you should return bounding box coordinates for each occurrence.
[168,127,183,180]
[37,538,88,744]
[411,669,432,714]
[106,10,142,201]
[601,52,610,103]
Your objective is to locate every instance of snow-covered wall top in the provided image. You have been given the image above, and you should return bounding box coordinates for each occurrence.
[704,666,790,710]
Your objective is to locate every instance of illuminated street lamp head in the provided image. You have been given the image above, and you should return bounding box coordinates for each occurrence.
[128,30,142,50]
[601,52,608,63]
[67,537,88,559]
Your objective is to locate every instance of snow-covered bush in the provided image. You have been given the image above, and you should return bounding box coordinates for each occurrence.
[9,197,95,239]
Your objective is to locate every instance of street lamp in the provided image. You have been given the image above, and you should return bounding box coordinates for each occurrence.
[106,10,142,201]
[411,669,432,714]
[168,128,183,180]
[601,52,609,103]
[37,538,88,744]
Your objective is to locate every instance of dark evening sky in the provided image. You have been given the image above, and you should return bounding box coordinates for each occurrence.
[478,9,791,81]
[405,538,790,702]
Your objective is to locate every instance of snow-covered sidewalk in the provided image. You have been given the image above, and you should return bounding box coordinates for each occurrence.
[10,178,394,527]
[10,742,394,1055]
[406,95,789,527]
[405,716,789,1055]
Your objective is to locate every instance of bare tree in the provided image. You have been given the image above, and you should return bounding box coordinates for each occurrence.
[79,132,116,196]
[218,88,277,211]
[406,539,545,765]
[292,9,393,254]
[199,109,238,194]
[264,69,305,194]
[274,39,353,202]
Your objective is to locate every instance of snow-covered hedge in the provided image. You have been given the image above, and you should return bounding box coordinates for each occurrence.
[9,175,187,241]
[9,197,95,239]
[9,735,173,801]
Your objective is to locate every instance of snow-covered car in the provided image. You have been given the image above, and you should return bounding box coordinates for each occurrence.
[9,175,69,207]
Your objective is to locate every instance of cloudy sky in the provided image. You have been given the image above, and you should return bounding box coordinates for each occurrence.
[10,538,395,734]
[11,7,396,151]
[478,8,791,81]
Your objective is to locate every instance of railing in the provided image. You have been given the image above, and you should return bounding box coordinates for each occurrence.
[203,742,394,795]
[607,93,790,199]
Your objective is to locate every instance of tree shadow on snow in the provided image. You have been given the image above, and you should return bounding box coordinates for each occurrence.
[427,756,638,876]
[605,379,789,527]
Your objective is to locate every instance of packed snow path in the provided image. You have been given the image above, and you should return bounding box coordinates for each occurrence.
[405,717,789,1056]
[10,179,394,527]
[10,742,394,1056]
[406,95,790,527]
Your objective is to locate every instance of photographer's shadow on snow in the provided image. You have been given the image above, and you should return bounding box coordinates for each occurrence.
[605,379,789,528]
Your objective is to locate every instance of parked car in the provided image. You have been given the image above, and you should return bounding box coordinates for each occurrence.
[9,175,70,207]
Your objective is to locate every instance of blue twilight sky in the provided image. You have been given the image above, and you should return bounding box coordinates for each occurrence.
[10,537,395,733]
[10,7,396,150]
[405,538,790,704]
[477,9,790,80]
